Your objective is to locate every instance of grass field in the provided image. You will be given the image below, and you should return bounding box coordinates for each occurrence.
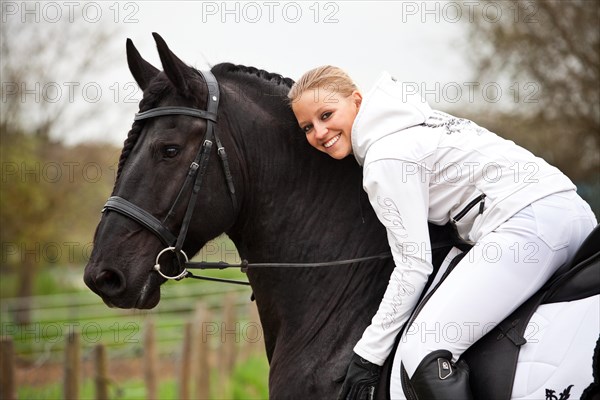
[16,355,269,399]
[2,235,271,399]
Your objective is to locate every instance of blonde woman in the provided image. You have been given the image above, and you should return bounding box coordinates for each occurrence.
[288,66,597,399]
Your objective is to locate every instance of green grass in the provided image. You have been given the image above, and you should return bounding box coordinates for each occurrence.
[16,356,269,399]
[0,265,84,299]
[231,356,270,399]
[6,235,270,399]
[17,378,174,400]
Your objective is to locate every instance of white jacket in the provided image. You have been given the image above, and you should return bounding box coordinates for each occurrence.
[351,71,576,366]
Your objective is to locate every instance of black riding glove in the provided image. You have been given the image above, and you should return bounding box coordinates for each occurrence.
[337,352,382,400]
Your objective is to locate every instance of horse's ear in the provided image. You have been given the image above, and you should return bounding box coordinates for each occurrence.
[126,38,159,91]
[153,32,191,93]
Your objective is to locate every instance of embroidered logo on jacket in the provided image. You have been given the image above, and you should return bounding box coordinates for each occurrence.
[423,111,486,135]
[545,385,574,400]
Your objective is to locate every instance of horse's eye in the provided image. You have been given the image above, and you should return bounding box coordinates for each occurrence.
[163,146,180,158]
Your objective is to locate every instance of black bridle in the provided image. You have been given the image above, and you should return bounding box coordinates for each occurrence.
[102,70,391,286]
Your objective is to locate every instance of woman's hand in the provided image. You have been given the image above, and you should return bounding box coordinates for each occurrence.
[337,352,382,400]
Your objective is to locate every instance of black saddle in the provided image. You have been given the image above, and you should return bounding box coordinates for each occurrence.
[381,224,600,400]
[462,224,600,400]
[544,224,600,303]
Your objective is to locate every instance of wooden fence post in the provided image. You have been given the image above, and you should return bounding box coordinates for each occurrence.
[144,319,158,400]
[194,303,211,400]
[246,301,264,359]
[218,293,237,398]
[64,329,80,400]
[226,292,238,375]
[0,337,16,400]
[94,344,109,400]
[179,321,193,400]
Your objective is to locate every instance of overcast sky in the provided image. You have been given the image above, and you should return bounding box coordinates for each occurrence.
[122,1,471,85]
[4,1,476,145]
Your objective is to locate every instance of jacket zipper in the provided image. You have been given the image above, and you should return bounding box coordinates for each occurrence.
[452,194,486,222]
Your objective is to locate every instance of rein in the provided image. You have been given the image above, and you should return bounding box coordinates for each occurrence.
[183,253,393,286]
[102,69,393,287]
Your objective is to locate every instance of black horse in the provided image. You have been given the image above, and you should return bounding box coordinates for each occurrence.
[84,34,599,399]
[84,33,405,397]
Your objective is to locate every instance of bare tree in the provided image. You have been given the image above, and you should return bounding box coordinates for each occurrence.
[1,13,119,323]
[1,13,118,138]
[459,0,599,182]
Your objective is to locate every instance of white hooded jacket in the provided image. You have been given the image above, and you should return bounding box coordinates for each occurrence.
[351,71,576,366]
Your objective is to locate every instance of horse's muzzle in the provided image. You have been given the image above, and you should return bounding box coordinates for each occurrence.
[83,265,160,309]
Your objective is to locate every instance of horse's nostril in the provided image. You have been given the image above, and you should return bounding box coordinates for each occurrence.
[94,269,126,296]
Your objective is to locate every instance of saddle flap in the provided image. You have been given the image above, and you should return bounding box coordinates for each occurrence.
[461,289,546,400]
[544,250,600,304]
[543,224,600,304]
[461,225,600,399]
[547,224,600,280]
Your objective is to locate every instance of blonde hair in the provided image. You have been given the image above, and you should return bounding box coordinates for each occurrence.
[287,65,358,104]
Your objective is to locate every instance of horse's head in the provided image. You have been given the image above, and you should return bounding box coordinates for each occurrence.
[84,33,239,308]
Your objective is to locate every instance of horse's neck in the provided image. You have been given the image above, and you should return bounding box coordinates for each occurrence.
[230,118,374,261]
[223,91,394,381]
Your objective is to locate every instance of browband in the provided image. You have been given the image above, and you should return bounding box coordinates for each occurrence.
[134,106,217,122]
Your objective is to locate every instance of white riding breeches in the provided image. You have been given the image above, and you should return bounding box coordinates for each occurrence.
[395,190,597,379]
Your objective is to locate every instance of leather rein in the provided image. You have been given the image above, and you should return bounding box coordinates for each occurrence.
[101,70,391,287]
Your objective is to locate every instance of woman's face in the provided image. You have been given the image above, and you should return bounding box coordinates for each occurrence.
[292,87,362,160]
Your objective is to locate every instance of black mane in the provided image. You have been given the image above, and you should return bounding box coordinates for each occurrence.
[114,63,295,187]
[212,62,295,89]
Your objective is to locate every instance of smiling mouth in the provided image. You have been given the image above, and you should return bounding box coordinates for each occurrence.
[324,134,341,149]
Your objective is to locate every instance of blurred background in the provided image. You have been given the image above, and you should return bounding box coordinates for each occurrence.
[1,1,598,398]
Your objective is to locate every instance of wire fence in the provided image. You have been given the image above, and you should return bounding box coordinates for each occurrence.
[0,280,267,399]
